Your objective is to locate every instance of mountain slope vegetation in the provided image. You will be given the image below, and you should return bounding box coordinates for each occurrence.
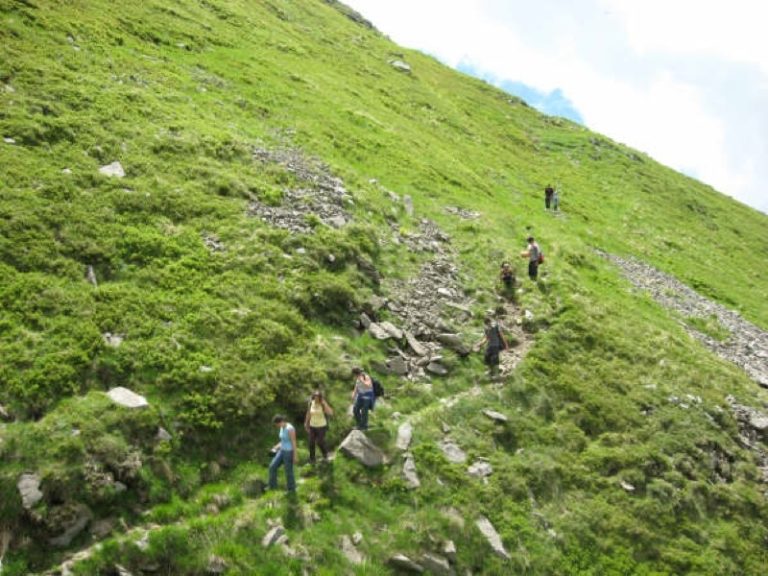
[1,1,767,574]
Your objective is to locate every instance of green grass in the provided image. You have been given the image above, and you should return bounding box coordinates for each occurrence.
[1,0,768,574]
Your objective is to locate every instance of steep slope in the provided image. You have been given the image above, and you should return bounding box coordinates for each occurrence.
[1,1,767,574]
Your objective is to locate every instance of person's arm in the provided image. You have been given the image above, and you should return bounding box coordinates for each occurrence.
[289,427,298,463]
[351,381,357,400]
[304,407,311,431]
[322,400,334,415]
[474,333,488,351]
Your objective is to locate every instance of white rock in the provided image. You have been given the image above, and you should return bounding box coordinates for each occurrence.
[620,480,635,492]
[420,553,452,575]
[62,167,72,174]
[467,461,493,479]
[368,323,391,340]
[339,430,385,467]
[442,539,457,563]
[99,161,125,178]
[106,387,148,409]
[102,332,124,347]
[262,525,286,547]
[390,60,412,73]
[439,439,467,464]
[403,454,420,488]
[156,427,172,442]
[475,516,510,560]
[340,535,364,565]
[482,409,508,423]
[380,321,404,340]
[4,137,16,144]
[17,473,43,509]
[396,422,413,451]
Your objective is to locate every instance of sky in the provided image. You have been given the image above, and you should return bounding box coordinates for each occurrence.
[343,0,768,214]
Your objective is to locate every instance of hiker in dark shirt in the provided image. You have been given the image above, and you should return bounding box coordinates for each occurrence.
[544,185,554,210]
[499,262,516,299]
[476,316,509,379]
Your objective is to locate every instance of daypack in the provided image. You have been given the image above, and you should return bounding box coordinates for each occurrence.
[371,377,384,398]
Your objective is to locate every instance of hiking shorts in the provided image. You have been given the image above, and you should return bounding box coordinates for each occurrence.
[484,345,501,367]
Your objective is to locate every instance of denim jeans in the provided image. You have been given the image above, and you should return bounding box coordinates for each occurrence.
[354,393,374,430]
[268,449,296,492]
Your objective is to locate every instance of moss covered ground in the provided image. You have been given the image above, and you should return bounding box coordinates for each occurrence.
[1,1,767,574]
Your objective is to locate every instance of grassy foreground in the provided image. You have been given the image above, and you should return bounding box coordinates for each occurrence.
[1,0,767,574]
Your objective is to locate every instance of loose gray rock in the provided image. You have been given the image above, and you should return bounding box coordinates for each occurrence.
[403,454,420,489]
[380,321,404,340]
[262,525,286,547]
[442,539,457,563]
[750,414,768,432]
[326,215,347,228]
[352,531,363,545]
[339,430,385,467]
[421,552,453,575]
[17,473,43,509]
[107,387,148,408]
[368,322,392,340]
[482,409,508,423]
[396,422,413,451]
[156,427,172,442]
[619,480,635,492]
[115,564,134,576]
[90,517,117,540]
[436,334,471,356]
[438,439,467,464]
[426,362,448,376]
[99,161,125,178]
[475,516,510,560]
[388,553,424,573]
[467,460,493,479]
[49,504,93,547]
[387,355,409,376]
[340,534,364,565]
[3,137,16,144]
[390,60,412,73]
[359,312,372,329]
[405,331,428,356]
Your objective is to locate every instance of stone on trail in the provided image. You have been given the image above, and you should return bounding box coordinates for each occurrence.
[339,430,385,467]
[405,331,428,356]
[17,473,43,509]
[106,387,149,409]
[403,454,420,489]
[420,552,454,575]
[426,361,448,376]
[387,355,409,376]
[340,534,364,565]
[475,516,511,560]
[482,409,508,423]
[438,439,467,464]
[442,539,457,563]
[388,553,424,573]
[436,333,471,356]
[380,321,404,340]
[396,421,413,451]
[99,161,125,178]
[368,322,391,340]
[262,525,286,548]
[467,460,493,479]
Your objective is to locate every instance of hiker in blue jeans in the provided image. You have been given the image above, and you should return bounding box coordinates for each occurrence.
[268,415,297,492]
[351,367,374,431]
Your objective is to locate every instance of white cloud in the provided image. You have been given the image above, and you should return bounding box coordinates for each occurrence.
[343,0,768,213]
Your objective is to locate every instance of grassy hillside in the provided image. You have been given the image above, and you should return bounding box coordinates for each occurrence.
[1,0,767,574]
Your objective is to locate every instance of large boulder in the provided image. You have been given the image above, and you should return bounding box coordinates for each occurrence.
[106,387,148,409]
[339,430,385,467]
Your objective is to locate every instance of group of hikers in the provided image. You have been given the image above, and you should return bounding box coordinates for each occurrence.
[268,367,376,492]
[268,187,552,492]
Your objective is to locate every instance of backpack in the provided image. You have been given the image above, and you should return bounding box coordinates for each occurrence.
[538,252,544,265]
[371,377,384,398]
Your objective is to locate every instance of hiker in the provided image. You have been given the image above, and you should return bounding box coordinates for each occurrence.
[499,262,516,298]
[521,236,541,281]
[268,415,297,492]
[304,390,333,464]
[552,188,560,211]
[351,367,375,431]
[544,184,554,210]
[476,316,509,379]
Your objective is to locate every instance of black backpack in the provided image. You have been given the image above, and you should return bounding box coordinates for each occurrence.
[371,377,384,398]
